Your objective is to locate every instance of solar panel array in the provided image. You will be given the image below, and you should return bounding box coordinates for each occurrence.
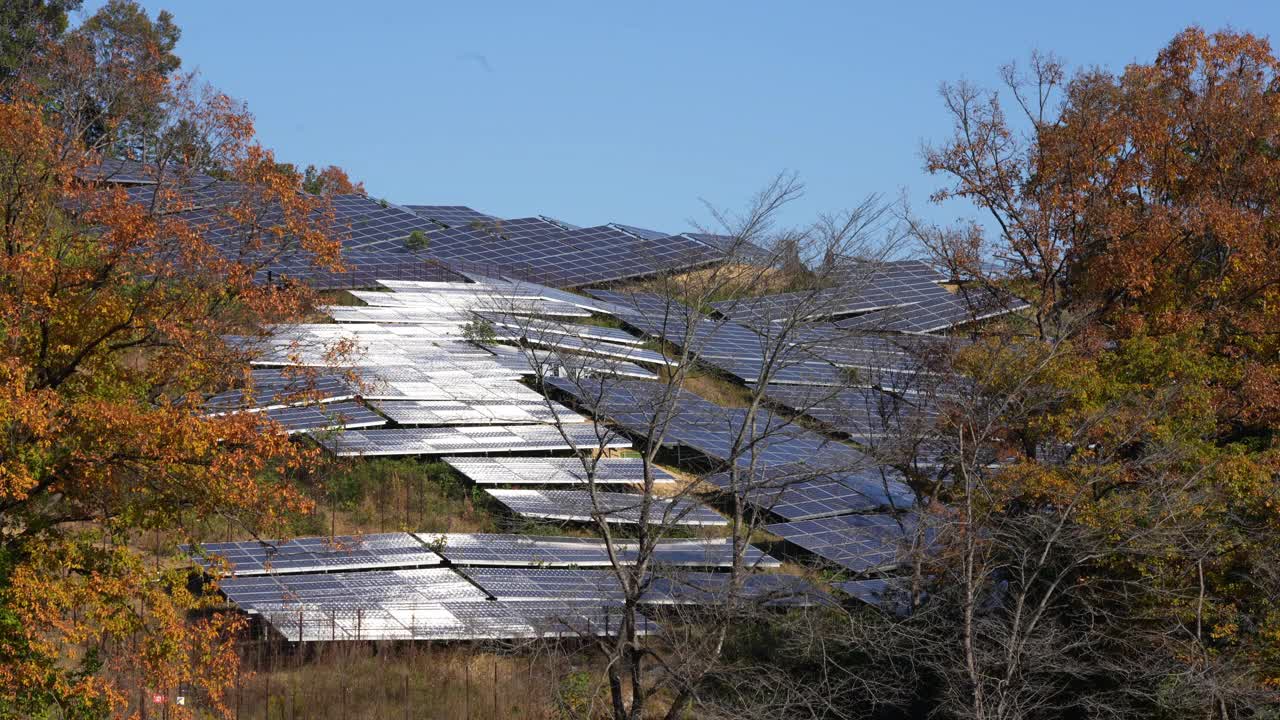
[443,457,677,485]
[188,533,443,576]
[318,424,631,457]
[764,514,922,573]
[403,205,496,228]
[416,534,780,569]
[415,218,721,288]
[484,489,728,526]
[221,568,650,641]
[461,567,827,607]
[587,290,847,386]
[485,344,659,381]
[837,578,915,614]
[704,464,914,521]
[261,400,386,434]
[83,156,216,186]
[546,377,868,473]
[370,398,585,426]
[205,368,356,411]
[712,259,1028,333]
[758,384,939,440]
[174,180,1027,639]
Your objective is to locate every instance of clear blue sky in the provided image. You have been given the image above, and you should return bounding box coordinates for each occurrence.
[84,1,1278,234]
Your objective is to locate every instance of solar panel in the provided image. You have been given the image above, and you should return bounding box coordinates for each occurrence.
[484,344,659,380]
[419,533,779,569]
[262,400,386,433]
[416,218,721,288]
[360,377,544,402]
[316,424,631,456]
[82,157,216,185]
[704,464,914,520]
[837,577,916,614]
[326,195,438,251]
[349,290,591,318]
[439,599,655,639]
[403,205,496,228]
[459,568,624,602]
[491,332,674,367]
[759,384,939,440]
[834,283,1031,333]
[479,316,645,346]
[586,290,847,386]
[443,457,677,485]
[205,368,356,411]
[711,260,945,323]
[187,532,443,576]
[370,399,585,426]
[546,377,868,473]
[765,514,922,573]
[485,489,728,526]
[125,178,242,214]
[710,259,1029,332]
[460,567,827,607]
[645,572,831,607]
[217,568,583,642]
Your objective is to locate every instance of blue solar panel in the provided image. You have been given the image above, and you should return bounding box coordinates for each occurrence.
[187,533,444,576]
[765,514,922,573]
[417,219,720,288]
[705,464,914,520]
[461,567,828,606]
[546,377,868,473]
[206,368,356,411]
[403,205,496,228]
[586,290,847,386]
[262,400,386,433]
[758,384,938,440]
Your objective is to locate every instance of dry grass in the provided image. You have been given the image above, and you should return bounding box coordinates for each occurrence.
[675,370,754,409]
[227,644,602,720]
[625,263,798,304]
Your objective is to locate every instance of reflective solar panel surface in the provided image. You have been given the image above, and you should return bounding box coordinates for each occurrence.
[419,533,779,568]
[485,488,728,526]
[759,384,939,440]
[205,368,356,411]
[586,290,846,385]
[219,569,640,641]
[765,514,921,573]
[837,577,915,614]
[370,398,585,426]
[443,457,677,485]
[317,424,631,456]
[188,532,443,576]
[704,464,914,520]
[546,377,868,473]
[262,400,386,433]
[403,205,496,228]
[461,567,827,606]
[417,218,720,287]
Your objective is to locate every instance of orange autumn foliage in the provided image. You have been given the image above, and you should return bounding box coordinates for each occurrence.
[0,31,351,719]
[923,28,1280,434]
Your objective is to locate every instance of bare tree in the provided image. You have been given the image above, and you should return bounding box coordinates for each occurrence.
[466,175,929,719]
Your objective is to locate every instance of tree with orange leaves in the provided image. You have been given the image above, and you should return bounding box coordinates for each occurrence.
[301,164,365,196]
[843,27,1280,719]
[0,3,351,717]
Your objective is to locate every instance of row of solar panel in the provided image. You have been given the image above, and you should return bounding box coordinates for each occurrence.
[186,532,779,576]
[96,162,751,289]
